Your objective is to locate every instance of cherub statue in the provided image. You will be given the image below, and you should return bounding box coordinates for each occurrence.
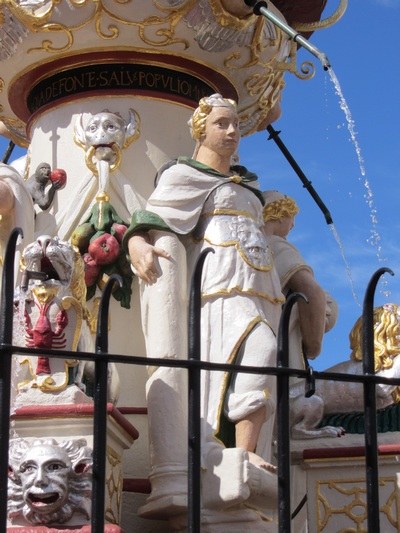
[8,437,92,525]
[290,303,400,439]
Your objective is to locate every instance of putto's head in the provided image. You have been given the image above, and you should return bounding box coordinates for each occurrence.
[188,93,238,140]
[262,191,299,222]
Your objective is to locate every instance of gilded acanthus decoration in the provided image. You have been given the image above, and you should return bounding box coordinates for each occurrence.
[276,41,316,80]
[3,0,198,52]
[0,116,29,147]
[0,1,338,137]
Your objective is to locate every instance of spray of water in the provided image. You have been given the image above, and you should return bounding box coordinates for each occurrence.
[326,67,389,297]
[329,224,361,307]
[327,69,383,256]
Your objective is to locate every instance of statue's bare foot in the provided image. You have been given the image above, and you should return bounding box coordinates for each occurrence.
[245,451,278,508]
[247,451,277,473]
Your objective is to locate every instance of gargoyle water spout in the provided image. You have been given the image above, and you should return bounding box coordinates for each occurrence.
[245,0,331,70]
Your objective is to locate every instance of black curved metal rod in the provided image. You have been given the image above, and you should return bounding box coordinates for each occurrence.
[277,291,307,533]
[0,227,22,529]
[362,266,394,533]
[267,125,333,225]
[1,140,16,164]
[187,248,213,533]
[91,274,122,533]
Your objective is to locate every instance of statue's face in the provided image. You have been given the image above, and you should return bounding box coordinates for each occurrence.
[201,106,240,158]
[19,444,71,515]
[36,163,51,184]
[84,112,126,149]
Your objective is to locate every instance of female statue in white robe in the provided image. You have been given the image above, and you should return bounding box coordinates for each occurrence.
[124,95,284,521]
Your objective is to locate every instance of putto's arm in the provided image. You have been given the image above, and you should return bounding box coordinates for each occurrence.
[288,268,327,359]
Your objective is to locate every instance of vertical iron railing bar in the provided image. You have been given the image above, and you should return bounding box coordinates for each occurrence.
[188,248,213,532]
[362,266,394,533]
[277,291,307,532]
[0,227,22,533]
[91,274,123,533]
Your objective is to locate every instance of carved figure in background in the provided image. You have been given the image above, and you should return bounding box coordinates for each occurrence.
[8,437,92,526]
[12,235,120,406]
[263,191,337,374]
[0,163,34,288]
[74,108,140,182]
[26,162,66,211]
[72,109,142,307]
[290,303,400,439]
[124,94,284,512]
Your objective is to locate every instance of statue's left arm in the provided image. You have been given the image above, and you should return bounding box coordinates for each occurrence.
[288,269,327,359]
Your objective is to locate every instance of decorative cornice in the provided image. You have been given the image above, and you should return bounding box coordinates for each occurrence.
[9,50,238,123]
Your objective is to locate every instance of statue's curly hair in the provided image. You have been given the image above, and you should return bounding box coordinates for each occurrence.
[188,93,237,141]
[350,303,400,402]
[263,196,299,222]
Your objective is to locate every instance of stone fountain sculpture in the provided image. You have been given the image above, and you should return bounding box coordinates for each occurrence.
[0,1,346,530]
[290,303,400,439]
[12,234,121,409]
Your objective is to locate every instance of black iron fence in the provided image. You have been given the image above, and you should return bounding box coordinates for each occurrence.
[0,228,399,532]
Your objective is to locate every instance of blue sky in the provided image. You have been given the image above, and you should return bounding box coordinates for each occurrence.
[240,0,400,369]
[1,0,399,371]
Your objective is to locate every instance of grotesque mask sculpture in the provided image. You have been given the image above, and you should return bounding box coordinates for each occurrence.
[75,108,140,174]
[8,438,92,525]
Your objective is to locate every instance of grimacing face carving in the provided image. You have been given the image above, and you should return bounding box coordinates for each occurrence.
[84,113,127,149]
[75,108,139,151]
[8,438,92,525]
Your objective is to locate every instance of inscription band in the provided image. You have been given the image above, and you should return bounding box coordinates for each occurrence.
[28,63,217,114]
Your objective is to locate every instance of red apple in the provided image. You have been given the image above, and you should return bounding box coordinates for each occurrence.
[49,168,67,189]
[111,222,127,243]
[83,253,101,286]
[88,233,120,265]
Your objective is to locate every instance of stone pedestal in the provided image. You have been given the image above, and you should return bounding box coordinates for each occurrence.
[289,433,400,532]
[9,403,138,528]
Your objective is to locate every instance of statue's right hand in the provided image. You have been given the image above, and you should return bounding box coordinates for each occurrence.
[127,233,170,285]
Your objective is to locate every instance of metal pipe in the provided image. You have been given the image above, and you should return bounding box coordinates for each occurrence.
[362,267,394,533]
[91,274,122,533]
[188,248,213,533]
[1,141,16,164]
[276,291,306,532]
[267,125,333,225]
[244,0,331,70]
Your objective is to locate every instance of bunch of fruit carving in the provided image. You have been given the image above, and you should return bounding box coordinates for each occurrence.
[71,194,133,309]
